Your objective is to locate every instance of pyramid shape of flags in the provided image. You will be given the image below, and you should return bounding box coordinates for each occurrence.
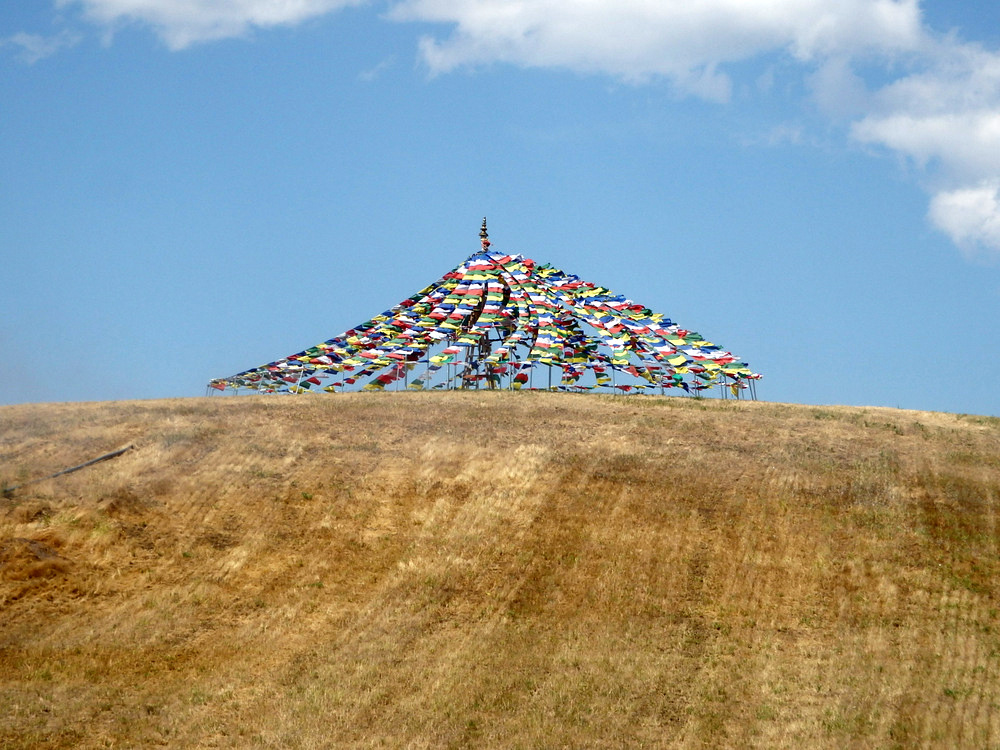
[209,220,760,396]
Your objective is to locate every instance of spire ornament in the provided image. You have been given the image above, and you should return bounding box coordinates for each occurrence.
[480,217,490,253]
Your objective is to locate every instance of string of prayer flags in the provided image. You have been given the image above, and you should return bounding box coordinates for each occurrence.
[209,219,760,396]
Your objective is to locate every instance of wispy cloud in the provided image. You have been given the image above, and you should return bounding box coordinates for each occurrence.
[59,0,366,50]
[2,29,80,63]
[359,55,395,82]
[763,123,806,146]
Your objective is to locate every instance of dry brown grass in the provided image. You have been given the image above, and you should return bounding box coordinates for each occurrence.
[1,392,999,748]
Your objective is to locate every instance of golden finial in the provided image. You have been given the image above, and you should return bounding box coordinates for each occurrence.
[480,217,490,252]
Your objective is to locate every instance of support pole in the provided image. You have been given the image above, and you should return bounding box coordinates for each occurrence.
[3,445,134,496]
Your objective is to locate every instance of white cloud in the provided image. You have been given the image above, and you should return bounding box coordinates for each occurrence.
[848,41,1000,256]
[851,42,1000,178]
[60,0,365,49]
[388,0,923,97]
[929,182,1000,260]
[2,30,81,63]
[853,110,1000,176]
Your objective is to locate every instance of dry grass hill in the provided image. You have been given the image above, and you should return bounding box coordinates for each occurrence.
[2,392,999,748]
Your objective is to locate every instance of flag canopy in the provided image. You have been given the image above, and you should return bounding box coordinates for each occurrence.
[208,220,760,396]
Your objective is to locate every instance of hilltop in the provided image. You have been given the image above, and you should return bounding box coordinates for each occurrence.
[2,392,999,748]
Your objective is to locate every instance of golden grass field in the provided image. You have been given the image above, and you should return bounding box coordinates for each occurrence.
[2,392,999,748]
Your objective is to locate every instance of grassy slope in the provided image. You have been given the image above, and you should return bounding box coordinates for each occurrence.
[1,392,999,748]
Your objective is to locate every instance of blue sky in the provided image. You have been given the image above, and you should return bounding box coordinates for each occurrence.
[2,0,999,416]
